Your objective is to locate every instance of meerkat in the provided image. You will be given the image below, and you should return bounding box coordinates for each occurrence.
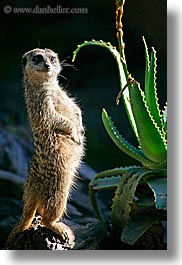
[7,48,85,244]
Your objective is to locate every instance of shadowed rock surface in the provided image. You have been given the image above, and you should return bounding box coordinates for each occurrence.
[6,216,75,250]
[6,215,106,250]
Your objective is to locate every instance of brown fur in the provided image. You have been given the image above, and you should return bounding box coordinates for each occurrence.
[7,48,85,242]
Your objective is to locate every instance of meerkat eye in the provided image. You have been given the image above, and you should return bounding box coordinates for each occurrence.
[32,54,43,64]
[50,56,56,64]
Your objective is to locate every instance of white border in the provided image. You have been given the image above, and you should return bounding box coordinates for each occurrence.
[2,1,181,264]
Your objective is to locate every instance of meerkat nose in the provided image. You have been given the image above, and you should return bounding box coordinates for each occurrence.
[44,63,51,70]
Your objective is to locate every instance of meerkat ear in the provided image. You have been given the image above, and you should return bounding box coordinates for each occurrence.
[22,55,27,67]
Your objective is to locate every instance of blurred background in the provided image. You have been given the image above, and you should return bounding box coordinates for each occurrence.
[0,0,166,171]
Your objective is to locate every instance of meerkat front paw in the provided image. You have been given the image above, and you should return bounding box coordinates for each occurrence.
[80,125,85,136]
[57,222,75,244]
[70,136,81,145]
[70,126,81,145]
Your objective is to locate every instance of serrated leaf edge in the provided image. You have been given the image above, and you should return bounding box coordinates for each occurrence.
[102,108,162,168]
[138,85,167,148]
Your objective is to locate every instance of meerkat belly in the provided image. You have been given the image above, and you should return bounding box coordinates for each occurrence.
[28,142,74,199]
[33,132,79,175]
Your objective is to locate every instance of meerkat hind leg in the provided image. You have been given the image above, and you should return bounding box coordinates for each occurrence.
[7,202,37,242]
[42,213,75,243]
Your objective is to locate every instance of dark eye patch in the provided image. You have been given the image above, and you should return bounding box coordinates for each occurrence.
[50,56,56,63]
[32,54,43,64]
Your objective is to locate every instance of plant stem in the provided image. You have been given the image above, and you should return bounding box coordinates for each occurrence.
[115,0,129,78]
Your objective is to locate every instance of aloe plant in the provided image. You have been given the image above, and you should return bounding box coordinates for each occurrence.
[72,0,167,247]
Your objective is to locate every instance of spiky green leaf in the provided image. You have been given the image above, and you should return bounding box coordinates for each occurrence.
[111,168,146,230]
[90,175,122,191]
[128,81,167,163]
[146,177,167,210]
[143,37,163,130]
[111,168,163,230]
[89,166,136,222]
[143,36,150,87]
[121,212,161,245]
[102,108,162,168]
[162,104,167,139]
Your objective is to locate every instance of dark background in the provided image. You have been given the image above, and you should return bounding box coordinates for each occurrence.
[0,0,167,171]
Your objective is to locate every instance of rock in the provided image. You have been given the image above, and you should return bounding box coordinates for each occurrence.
[6,216,75,250]
[68,217,106,250]
[0,126,32,178]
[6,215,106,250]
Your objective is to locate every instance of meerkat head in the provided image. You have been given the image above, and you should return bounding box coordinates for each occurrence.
[22,48,62,82]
